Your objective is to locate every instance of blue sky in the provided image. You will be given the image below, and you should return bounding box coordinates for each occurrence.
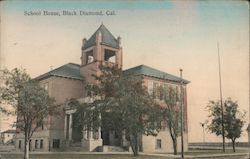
[2,0,173,11]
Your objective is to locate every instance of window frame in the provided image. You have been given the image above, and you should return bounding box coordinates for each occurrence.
[155,139,162,149]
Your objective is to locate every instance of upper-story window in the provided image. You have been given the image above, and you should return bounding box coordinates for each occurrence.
[88,56,94,63]
[153,82,160,99]
[86,50,94,64]
[44,82,49,91]
[148,80,161,99]
[148,80,182,101]
[40,82,49,95]
[104,49,116,63]
[108,56,116,63]
[147,80,153,95]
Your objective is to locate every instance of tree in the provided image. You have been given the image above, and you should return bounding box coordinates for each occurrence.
[223,99,245,152]
[206,98,245,152]
[157,85,181,155]
[71,64,162,156]
[0,68,57,159]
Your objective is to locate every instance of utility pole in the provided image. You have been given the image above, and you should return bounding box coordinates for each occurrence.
[217,42,225,152]
[180,69,184,159]
[200,122,205,144]
[248,37,250,144]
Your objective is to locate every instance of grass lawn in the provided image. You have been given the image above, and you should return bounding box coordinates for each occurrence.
[1,149,249,159]
[182,149,249,156]
[0,154,170,159]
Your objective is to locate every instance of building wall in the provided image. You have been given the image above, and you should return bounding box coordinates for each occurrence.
[1,133,15,144]
[142,130,188,153]
[248,125,250,143]
[141,76,189,153]
[39,76,84,131]
[80,62,100,87]
[143,76,188,130]
[15,76,84,151]
[48,76,84,104]
[44,76,84,150]
[15,131,50,152]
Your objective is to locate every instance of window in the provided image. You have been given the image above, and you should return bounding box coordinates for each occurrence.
[104,49,116,63]
[40,139,43,149]
[36,121,44,130]
[159,85,164,100]
[147,81,153,95]
[52,139,60,148]
[87,56,94,63]
[18,140,22,149]
[153,82,158,98]
[108,56,116,63]
[35,140,38,149]
[152,82,162,99]
[176,86,179,101]
[163,84,168,99]
[86,50,94,64]
[29,140,32,151]
[114,131,119,139]
[66,114,70,139]
[161,121,166,131]
[93,130,99,140]
[44,83,49,91]
[41,82,49,94]
[156,139,162,149]
[155,121,162,130]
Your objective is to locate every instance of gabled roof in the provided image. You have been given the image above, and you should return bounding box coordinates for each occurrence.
[83,24,119,49]
[34,63,83,81]
[123,65,190,84]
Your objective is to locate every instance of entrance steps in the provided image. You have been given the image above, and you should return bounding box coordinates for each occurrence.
[97,145,127,152]
[63,142,82,152]
[64,141,128,152]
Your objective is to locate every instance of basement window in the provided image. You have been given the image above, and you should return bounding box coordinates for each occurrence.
[40,139,43,149]
[156,139,162,149]
[52,139,60,148]
[35,140,38,149]
[18,140,22,149]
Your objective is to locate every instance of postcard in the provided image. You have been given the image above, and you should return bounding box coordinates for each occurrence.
[0,1,249,159]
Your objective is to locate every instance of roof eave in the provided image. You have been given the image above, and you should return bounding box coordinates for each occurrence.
[123,71,190,84]
[34,74,83,82]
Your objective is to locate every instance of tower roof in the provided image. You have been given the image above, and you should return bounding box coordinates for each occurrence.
[83,24,120,49]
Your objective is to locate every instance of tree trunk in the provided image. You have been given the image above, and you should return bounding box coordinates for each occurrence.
[173,138,177,155]
[130,133,139,156]
[24,130,30,159]
[24,139,27,159]
[134,135,138,156]
[232,139,236,152]
[169,130,177,155]
[24,138,29,159]
[168,123,179,155]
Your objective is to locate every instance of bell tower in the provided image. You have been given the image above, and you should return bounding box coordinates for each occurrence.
[80,24,123,87]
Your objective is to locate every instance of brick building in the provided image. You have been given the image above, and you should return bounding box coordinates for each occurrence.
[15,24,189,153]
[1,130,16,144]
